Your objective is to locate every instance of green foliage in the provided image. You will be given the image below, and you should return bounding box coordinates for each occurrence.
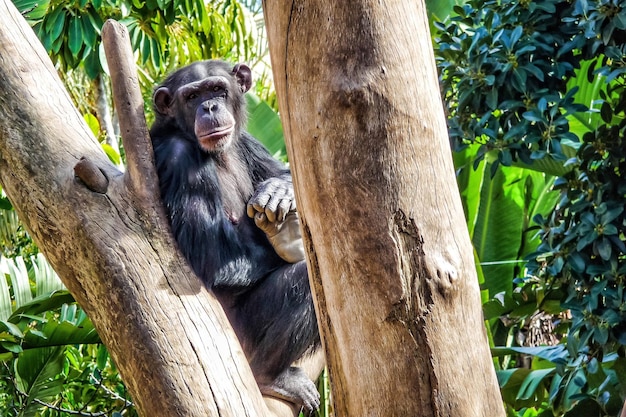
[0,253,134,416]
[425,0,457,23]
[245,93,286,159]
[455,145,558,299]
[436,0,593,171]
[18,0,256,80]
[16,346,66,416]
[437,0,626,416]
[436,0,626,415]
[0,207,38,262]
[12,0,267,166]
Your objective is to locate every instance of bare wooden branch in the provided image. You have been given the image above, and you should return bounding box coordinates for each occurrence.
[263,1,505,416]
[0,1,270,416]
[101,19,159,208]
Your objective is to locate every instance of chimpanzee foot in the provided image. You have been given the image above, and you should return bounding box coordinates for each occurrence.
[260,366,320,412]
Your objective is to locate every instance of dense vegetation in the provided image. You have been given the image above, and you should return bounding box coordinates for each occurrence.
[436,0,626,416]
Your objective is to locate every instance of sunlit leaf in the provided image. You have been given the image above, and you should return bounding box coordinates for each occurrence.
[68,16,83,57]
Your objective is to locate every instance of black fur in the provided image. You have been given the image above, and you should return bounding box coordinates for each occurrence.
[150,60,320,410]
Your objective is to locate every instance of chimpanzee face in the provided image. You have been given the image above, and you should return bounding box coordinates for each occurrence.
[153,61,252,153]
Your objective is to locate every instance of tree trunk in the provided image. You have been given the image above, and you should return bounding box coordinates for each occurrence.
[0,3,269,416]
[263,1,504,416]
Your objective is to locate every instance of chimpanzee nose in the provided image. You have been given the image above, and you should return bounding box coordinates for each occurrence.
[202,102,218,113]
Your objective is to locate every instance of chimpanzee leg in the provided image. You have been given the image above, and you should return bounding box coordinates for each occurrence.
[232,261,321,409]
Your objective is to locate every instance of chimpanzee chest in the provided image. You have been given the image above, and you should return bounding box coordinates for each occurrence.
[217,163,254,224]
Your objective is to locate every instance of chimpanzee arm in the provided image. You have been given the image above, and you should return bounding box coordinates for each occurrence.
[239,133,305,263]
[238,132,292,186]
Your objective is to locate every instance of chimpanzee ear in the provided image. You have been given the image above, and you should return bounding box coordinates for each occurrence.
[153,87,173,115]
[232,63,252,93]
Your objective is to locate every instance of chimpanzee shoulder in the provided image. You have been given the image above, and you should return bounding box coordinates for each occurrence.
[235,131,290,185]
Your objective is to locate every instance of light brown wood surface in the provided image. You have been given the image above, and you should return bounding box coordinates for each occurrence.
[0,4,269,416]
[264,0,505,416]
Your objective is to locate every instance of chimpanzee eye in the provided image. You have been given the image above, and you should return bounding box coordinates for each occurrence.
[212,85,223,93]
[187,93,198,100]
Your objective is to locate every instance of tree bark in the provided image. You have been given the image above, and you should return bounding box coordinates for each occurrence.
[0,3,269,416]
[263,1,504,416]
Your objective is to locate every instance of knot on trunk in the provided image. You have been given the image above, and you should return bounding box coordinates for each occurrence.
[74,157,109,194]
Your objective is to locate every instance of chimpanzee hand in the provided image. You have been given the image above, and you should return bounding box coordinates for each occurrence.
[247,177,305,263]
[247,177,295,222]
[253,210,305,263]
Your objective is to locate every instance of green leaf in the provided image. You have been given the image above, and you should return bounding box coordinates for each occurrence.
[492,345,568,364]
[16,346,65,415]
[21,318,100,349]
[600,206,624,224]
[44,6,64,33]
[594,237,612,261]
[102,143,121,166]
[1,256,33,308]
[80,13,97,48]
[0,262,11,321]
[32,253,65,298]
[86,7,105,33]
[523,111,545,123]
[96,344,109,370]
[84,113,100,137]
[150,37,161,70]
[245,93,286,158]
[141,33,152,65]
[13,0,50,20]
[0,196,12,210]
[68,16,84,57]
[600,100,613,123]
[0,320,24,338]
[1,341,22,353]
[567,251,586,273]
[486,87,498,110]
[10,291,74,321]
[49,13,67,48]
[425,0,455,21]
[497,368,531,405]
[519,368,555,400]
[563,399,603,417]
[471,164,528,296]
[83,48,102,79]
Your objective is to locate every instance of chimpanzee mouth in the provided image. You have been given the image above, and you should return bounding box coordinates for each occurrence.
[197,124,234,144]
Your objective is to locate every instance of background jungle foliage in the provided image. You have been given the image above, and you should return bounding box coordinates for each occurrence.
[2,0,626,416]
[436,0,626,416]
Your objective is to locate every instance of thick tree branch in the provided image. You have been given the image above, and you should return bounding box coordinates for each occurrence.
[0,1,269,416]
[101,20,158,208]
[264,1,504,416]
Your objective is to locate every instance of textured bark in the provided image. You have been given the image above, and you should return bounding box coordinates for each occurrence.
[0,4,269,417]
[263,1,505,416]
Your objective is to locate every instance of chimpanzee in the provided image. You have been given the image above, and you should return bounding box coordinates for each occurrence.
[149,60,321,412]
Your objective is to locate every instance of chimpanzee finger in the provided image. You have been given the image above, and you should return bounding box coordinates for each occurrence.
[247,191,271,218]
[246,202,255,218]
[260,191,281,222]
[264,193,294,222]
[253,211,269,231]
[249,177,294,219]
[270,197,295,222]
